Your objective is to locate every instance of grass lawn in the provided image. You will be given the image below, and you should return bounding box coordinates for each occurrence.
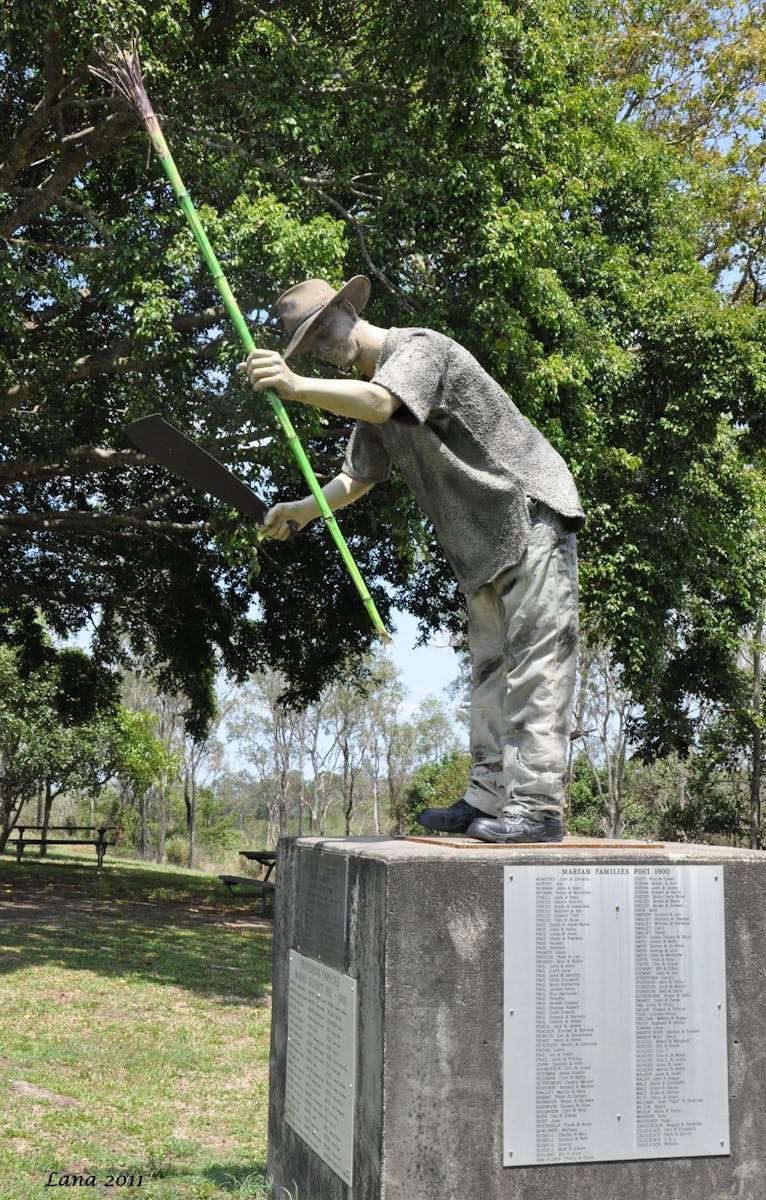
[0,852,276,1199]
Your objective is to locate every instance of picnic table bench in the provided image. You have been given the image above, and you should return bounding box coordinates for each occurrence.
[218,850,277,912]
[9,825,115,868]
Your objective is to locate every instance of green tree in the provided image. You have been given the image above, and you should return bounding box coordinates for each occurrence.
[0,629,146,851]
[2,0,765,759]
[105,705,180,855]
[399,750,472,836]
[357,651,413,835]
[593,0,766,306]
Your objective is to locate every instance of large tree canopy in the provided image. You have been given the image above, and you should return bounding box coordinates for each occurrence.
[2,0,765,745]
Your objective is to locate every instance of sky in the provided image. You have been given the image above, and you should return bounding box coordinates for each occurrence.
[64,601,460,719]
[385,607,461,717]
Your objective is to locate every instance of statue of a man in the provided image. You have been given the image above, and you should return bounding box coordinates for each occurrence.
[241,276,584,844]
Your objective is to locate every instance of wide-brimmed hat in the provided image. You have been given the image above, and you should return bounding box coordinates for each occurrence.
[274,275,371,359]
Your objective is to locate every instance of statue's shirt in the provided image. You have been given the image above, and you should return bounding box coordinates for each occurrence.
[342,327,585,593]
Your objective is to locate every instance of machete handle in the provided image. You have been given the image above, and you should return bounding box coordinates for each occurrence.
[256,519,300,545]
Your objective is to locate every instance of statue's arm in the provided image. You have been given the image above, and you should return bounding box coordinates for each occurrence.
[240,349,400,423]
[259,470,375,541]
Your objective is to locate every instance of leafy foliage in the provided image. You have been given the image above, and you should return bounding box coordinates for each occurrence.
[401,750,472,835]
[2,0,765,753]
[0,624,146,849]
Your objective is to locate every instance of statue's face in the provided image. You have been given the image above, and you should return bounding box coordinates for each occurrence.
[303,302,361,368]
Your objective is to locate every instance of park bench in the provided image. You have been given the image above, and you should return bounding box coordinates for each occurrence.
[218,849,277,912]
[218,873,276,902]
[9,825,115,868]
[218,874,276,911]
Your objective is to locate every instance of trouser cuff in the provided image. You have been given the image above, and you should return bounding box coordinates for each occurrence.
[504,801,564,819]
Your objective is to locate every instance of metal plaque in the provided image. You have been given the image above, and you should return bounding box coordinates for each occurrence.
[295,850,348,972]
[285,950,357,1185]
[503,865,730,1167]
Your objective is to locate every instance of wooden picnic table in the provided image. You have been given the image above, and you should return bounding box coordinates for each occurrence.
[9,825,115,867]
[238,849,277,881]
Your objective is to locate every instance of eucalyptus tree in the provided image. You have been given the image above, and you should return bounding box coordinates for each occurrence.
[592,0,766,305]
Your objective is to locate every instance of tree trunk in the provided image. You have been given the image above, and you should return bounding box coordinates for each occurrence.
[750,614,763,850]
[139,792,149,859]
[0,768,20,852]
[371,776,381,836]
[39,779,54,857]
[184,765,197,869]
[297,730,305,837]
[342,742,353,836]
[157,780,168,863]
[678,761,687,810]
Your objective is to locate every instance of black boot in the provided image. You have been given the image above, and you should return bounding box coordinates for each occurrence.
[416,798,485,834]
[467,812,564,844]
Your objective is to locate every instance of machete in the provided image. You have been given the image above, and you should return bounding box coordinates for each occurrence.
[128,413,269,523]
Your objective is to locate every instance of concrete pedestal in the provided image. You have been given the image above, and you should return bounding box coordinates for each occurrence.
[267,837,766,1199]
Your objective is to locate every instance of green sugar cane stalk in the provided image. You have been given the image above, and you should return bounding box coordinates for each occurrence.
[90,40,389,643]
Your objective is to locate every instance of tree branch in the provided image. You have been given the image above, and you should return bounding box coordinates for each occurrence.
[0,26,68,187]
[0,446,152,485]
[0,94,55,188]
[2,272,275,412]
[187,0,257,47]
[185,124,414,309]
[0,327,226,419]
[310,184,415,311]
[251,4,302,49]
[127,488,186,516]
[6,237,105,255]
[0,582,98,605]
[0,510,206,532]
[0,110,136,238]
[5,187,114,246]
[0,509,207,545]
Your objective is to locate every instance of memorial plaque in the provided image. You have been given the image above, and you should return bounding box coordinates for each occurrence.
[295,849,347,972]
[285,950,357,1185]
[503,865,730,1167]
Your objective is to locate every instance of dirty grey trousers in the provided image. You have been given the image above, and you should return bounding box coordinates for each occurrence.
[463,501,579,820]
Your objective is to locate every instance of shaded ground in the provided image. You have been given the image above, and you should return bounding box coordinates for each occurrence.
[0,853,275,1003]
[0,859,273,932]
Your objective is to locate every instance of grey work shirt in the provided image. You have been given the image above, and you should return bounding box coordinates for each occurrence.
[342,327,585,593]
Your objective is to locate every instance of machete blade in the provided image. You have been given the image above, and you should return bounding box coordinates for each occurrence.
[128,413,268,523]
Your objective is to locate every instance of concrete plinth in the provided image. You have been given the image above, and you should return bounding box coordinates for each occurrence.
[267,837,766,1199]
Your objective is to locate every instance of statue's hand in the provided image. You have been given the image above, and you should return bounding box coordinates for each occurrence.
[259,500,312,541]
[239,349,299,399]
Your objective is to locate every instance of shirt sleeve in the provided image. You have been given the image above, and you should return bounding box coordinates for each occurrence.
[372,330,444,425]
[342,421,393,484]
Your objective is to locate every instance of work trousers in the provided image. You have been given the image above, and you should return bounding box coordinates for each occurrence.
[463,501,579,819]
